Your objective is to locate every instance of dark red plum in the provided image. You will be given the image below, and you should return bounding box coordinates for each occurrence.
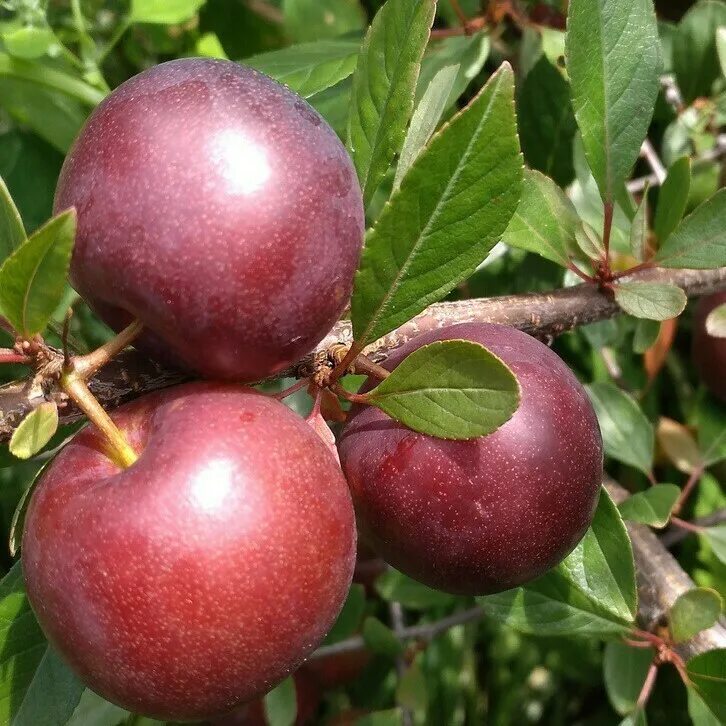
[692,291,726,402]
[22,383,356,720]
[338,323,603,595]
[54,58,364,382]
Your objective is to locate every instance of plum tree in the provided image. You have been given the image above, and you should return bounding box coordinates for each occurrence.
[692,291,726,402]
[54,57,364,382]
[338,323,604,595]
[22,382,356,721]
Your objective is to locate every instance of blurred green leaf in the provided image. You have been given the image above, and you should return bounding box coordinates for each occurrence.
[604,641,654,715]
[705,303,726,337]
[366,340,520,440]
[65,689,128,726]
[351,64,522,343]
[688,685,722,726]
[575,221,605,262]
[323,583,366,644]
[657,417,703,474]
[0,209,76,336]
[0,173,26,261]
[617,485,680,528]
[629,189,649,262]
[670,588,722,643]
[396,660,428,712]
[686,649,726,723]
[263,677,297,726]
[283,0,365,43]
[504,168,580,267]
[586,382,654,476]
[363,617,404,658]
[9,403,59,460]
[654,157,691,244]
[347,0,435,207]
[130,0,206,24]
[620,710,647,726]
[517,56,576,187]
[614,282,687,321]
[655,188,726,268]
[376,569,456,610]
[356,710,403,726]
[673,1,726,104]
[246,40,360,98]
[703,524,726,566]
[566,0,661,202]
[195,31,228,59]
[2,27,57,60]
[718,26,726,76]
[695,395,726,466]
[633,318,660,353]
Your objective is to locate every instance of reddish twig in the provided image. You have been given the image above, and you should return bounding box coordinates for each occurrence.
[0,349,31,365]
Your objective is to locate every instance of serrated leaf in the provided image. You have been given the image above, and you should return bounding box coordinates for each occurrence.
[687,649,726,723]
[655,188,726,268]
[9,403,58,460]
[347,0,435,207]
[0,209,76,336]
[263,677,296,726]
[586,382,654,476]
[366,340,520,440]
[630,187,650,262]
[604,641,654,715]
[566,0,661,202]
[245,40,360,98]
[614,282,687,321]
[393,64,459,191]
[129,0,206,24]
[323,584,365,644]
[654,157,691,243]
[362,617,403,658]
[517,55,577,186]
[673,1,726,104]
[617,484,680,528]
[633,318,660,354]
[504,168,580,267]
[704,524,726,566]
[0,173,26,261]
[351,64,522,343]
[575,221,605,262]
[670,588,723,643]
[705,303,726,337]
[657,417,703,474]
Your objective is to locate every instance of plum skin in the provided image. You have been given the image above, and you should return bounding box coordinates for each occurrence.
[54,57,364,382]
[692,291,726,402]
[338,323,604,595]
[21,382,356,721]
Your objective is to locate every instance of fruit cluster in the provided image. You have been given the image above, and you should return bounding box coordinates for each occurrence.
[21,58,604,721]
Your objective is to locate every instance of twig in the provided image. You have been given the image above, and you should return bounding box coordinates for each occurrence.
[640,140,667,185]
[673,465,705,515]
[389,601,413,726]
[661,509,726,547]
[636,662,658,710]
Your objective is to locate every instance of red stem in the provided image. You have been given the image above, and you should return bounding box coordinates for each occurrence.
[636,662,658,710]
[332,383,369,406]
[670,516,704,534]
[602,202,614,261]
[449,0,469,27]
[272,378,310,400]
[612,261,656,281]
[567,261,597,284]
[0,349,31,365]
[673,466,705,515]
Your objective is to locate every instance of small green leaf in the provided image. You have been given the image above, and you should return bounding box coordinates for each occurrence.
[0,173,26,262]
[130,0,206,24]
[687,649,726,723]
[393,64,459,191]
[617,485,680,528]
[670,588,723,643]
[0,208,76,336]
[718,26,726,77]
[654,157,691,243]
[517,55,577,186]
[655,188,726,268]
[347,0,436,207]
[9,458,54,557]
[2,27,57,60]
[9,403,58,460]
[351,64,522,344]
[586,382,654,476]
[613,282,687,321]
[263,677,297,726]
[695,396,726,467]
[362,617,403,658]
[629,187,650,262]
[657,417,703,474]
[566,0,661,202]
[504,168,581,267]
[704,524,726,566]
[376,569,457,610]
[245,40,360,98]
[396,660,428,712]
[632,319,660,354]
[705,303,726,337]
[673,1,726,103]
[604,641,654,715]
[366,340,520,440]
[283,0,365,43]
[575,221,605,262]
[323,584,366,644]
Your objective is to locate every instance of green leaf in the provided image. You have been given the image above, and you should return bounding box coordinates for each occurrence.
[323,584,366,644]
[670,588,723,643]
[396,660,428,712]
[376,569,457,610]
[245,40,360,98]
[347,0,435,207]
[629,188,650,262]
[129,0,206,24]
[366,340,520,440]
[604,641,654,715]
[517,56,577,186]
[2,27,58,61]
[351,64,522,343]
[9,458,53,557]
[575,221,605,262]
[480,489,637,635]
[655,188,726,268]
[673,1,726,104]
[654,157,691,243]
[0,173,26,262]
[356,710,404,726]
[633,318,660,353]
[658,417,703,474]
[718,26,726,77]
[9,403,59,460]
[586,382,654,476]
[566,0,661,202]
[362,617,404,658]
[0,209,76,336]
[66,690,128,726]
[617,484,680,528]
[705,303,726,337]
[688,685,722,726]
[687,649,726,723]
[504,168,581,267]
[393,64,459,191]
[620,710,648,726]
[283,0,365,43]
[703,524,726,566]
[263,677,297,726]
[613,282,687,321]
[695,395,726,466]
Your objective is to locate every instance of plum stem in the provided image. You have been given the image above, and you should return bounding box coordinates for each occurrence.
[351,355,390,381]
[331,383,369,406]
[0,349,31,365]
[60,368,138,469]
[73,320,144,380]
[329,341,365,384]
